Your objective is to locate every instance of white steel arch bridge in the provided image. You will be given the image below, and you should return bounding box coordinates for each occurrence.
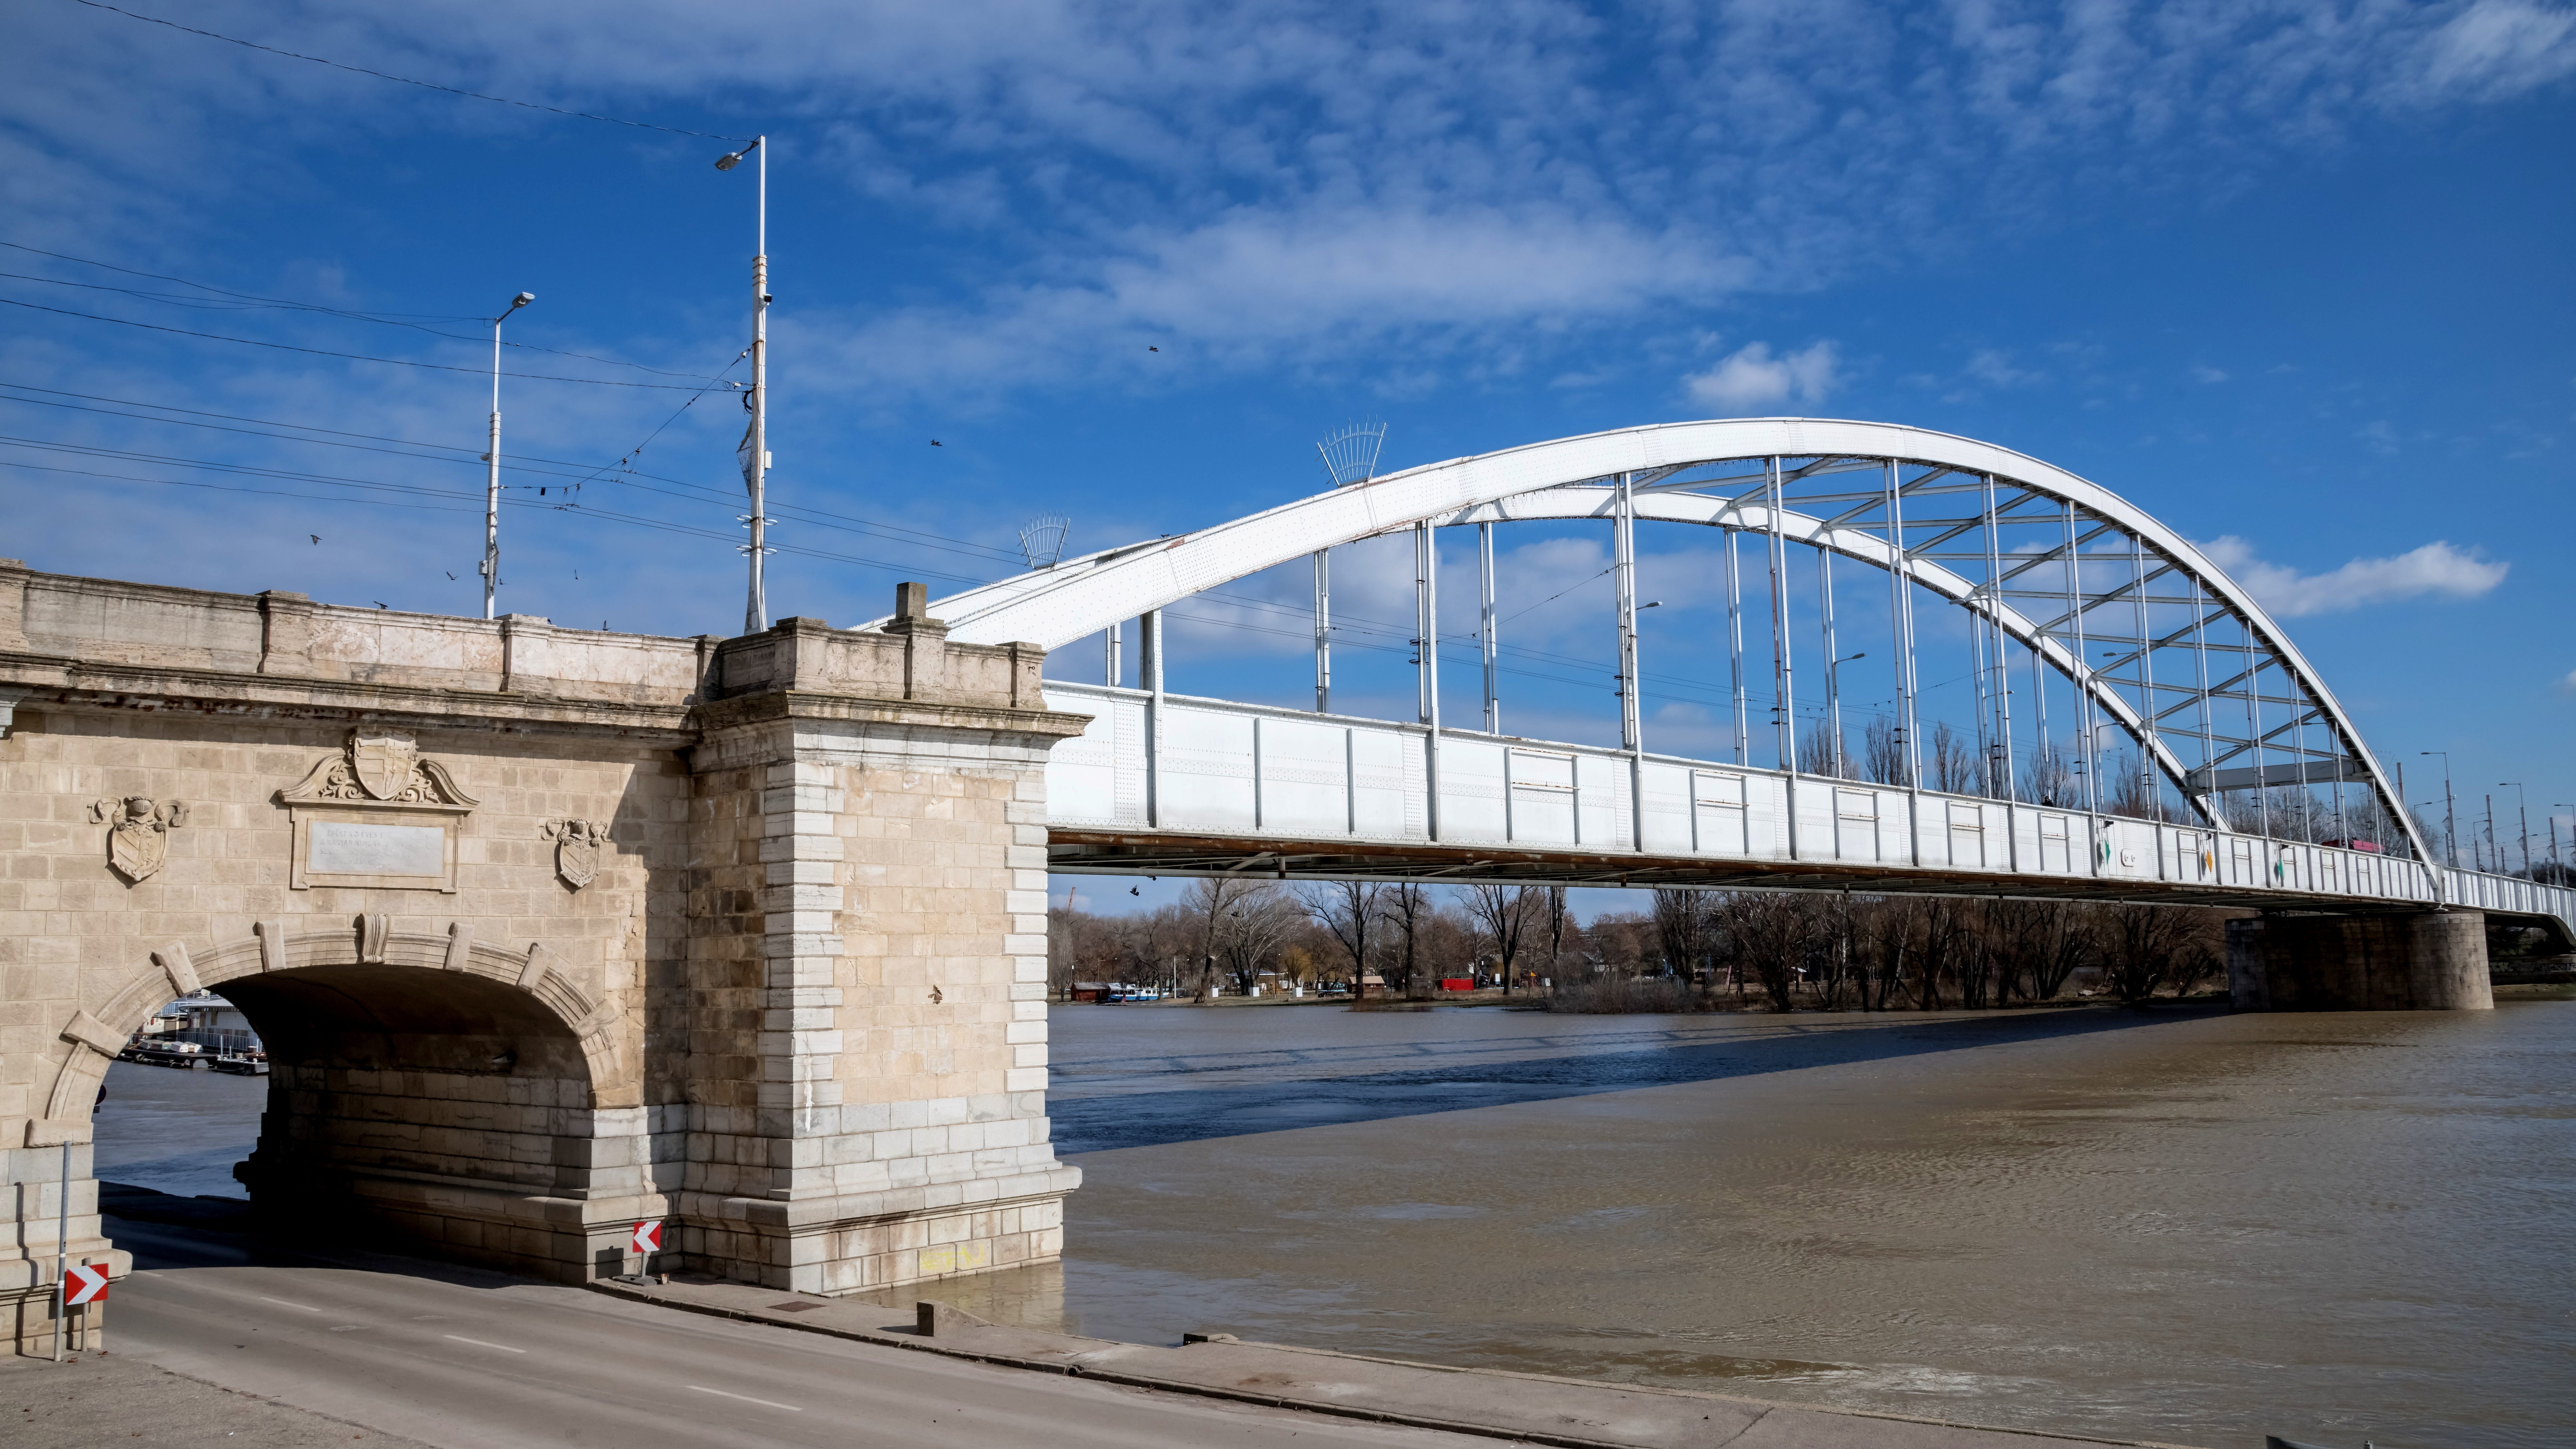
[885,419,2572,936]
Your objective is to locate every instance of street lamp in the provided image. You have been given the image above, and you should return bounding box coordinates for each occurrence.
[1826,650,1865,778]
[2420,752,2458,870]
[715,135,771,635]
[2499,782,2530,876]
[482,291,534,620]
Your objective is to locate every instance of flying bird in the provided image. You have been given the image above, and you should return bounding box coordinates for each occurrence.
[373,601,388,609]
[310,534,321,545]
[445,571,456,580]
[1148,345,1159,352]
[1129,885,1140,896]
[930,439,943,447]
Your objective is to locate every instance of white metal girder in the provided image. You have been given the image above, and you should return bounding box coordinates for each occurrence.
[890,418,2425,861]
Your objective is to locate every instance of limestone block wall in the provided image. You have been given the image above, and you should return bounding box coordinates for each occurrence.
[0,703,690,1297]
[3,562,1087,1329]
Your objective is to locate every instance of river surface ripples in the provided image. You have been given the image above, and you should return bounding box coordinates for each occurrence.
[94,1001,2576,1449]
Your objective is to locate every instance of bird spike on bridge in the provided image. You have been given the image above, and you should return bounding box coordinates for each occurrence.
[885,418,2477,886]
[1018,513,1071,570]
[1307,419,1388,712]
[1315,418,1387,488]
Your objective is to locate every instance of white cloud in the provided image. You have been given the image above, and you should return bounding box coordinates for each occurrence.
[1683,341,1840,414]
[12,1,2575,401]
[2189,364,2230,384]
[2561,667,2576,695]
[1966,349,2041,389]
[2419,1,2576,99]
[2199,535,2509,618]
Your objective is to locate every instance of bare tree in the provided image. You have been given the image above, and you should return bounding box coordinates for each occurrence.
[1649,889,1715,989]
[1720,892,1819,1011]
[1183,875,1269,1002]
[1989,898,2096,1002]
[1297,880,1383,991]
[1861,715,1912,787]
[2098,902,2198,1005]
[1464,884,1541,994]
[1541,885,1570,994]
[1929,721,1980,795]
[1382,882,1434,998]
[1212,886,1303,996]
[2022,741,2074,809]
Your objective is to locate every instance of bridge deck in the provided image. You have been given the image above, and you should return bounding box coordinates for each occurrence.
[1042,683,2575,931]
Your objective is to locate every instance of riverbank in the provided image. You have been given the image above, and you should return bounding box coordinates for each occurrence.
[591,1275,2203,1449]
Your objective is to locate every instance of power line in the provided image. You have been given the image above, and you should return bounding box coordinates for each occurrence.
[70,0,753,143]
[0,298,711,389]
[0,243,735,381]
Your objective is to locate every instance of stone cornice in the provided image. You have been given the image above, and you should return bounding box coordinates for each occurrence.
[1,653,700,745]
[690,687,1091,743]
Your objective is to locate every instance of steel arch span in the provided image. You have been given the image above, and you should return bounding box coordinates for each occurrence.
[900,418,2420,850]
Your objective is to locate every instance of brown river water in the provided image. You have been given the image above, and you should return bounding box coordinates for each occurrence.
[98,999,2576,1449]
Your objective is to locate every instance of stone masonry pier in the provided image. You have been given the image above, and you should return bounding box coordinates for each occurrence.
[0,562,1082,1351]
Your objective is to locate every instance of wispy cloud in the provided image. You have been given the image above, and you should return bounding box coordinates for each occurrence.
[1683,341,1840,413]
[11,1,2575,400]
[2200,535,2509,617]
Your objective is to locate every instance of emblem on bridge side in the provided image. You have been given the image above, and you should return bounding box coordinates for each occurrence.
[90,796,187,883]
[280,729,475,808]
[542,819,611,890]
[352,730,421,801]
[278,731,478,892]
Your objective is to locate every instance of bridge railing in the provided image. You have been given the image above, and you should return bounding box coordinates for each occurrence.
[1044,683,2575,928]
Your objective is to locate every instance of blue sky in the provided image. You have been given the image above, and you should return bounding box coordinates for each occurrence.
[5,0,2573,901]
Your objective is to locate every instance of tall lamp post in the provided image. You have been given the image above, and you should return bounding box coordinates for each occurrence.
[2420,751,2458,870]
[715,135,771,634]
[2499,782,2530,877]
[482,291,534,619]
[1826,650,1865,780]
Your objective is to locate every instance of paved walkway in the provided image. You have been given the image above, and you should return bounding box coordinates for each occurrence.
[593,1276,2205,1449]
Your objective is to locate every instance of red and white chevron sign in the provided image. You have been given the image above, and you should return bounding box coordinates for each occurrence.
[63,1263,109,1305]
[631,1221,662,1255]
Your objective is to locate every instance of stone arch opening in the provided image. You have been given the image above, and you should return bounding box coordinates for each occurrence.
[56,917,644,1285]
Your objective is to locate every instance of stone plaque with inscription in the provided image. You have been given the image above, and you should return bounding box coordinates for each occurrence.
[309,821,447,878]
[278,729,477,892]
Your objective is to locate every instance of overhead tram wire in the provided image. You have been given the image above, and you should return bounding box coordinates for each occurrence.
[0,299,710,390]
[68,0,753,143]
[0,245,736,382]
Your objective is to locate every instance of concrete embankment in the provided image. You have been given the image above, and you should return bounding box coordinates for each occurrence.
[590,1277,2204,1449]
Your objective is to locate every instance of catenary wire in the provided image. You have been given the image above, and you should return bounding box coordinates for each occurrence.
[69,0,754,142]
[0,245,735,381]
[0,298,709,389]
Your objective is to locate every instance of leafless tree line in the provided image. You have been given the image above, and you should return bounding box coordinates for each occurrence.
[1579,888,2228,1013]
[1048,880,1585,1002]
[1050,877,2230,1014]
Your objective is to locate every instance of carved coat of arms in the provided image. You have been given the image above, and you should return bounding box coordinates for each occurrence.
[351,731,422,801]
[91,796,188,883]
[281,729,474,808]
[543,819,611,890]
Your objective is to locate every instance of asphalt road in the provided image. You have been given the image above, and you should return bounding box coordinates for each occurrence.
[101,1215,1484,1449]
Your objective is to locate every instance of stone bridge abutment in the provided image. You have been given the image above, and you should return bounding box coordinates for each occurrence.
[0,562,1080,1351]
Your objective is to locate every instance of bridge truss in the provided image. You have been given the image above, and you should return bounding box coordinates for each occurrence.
[893,419,2568,927]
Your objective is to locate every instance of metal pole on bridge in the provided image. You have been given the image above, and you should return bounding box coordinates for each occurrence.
[1479,522,1500,734]
[1882,460,1919,788]
[1313,551,1330,713]
[2421,751,2456,870]
[1726,529,1749,765]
